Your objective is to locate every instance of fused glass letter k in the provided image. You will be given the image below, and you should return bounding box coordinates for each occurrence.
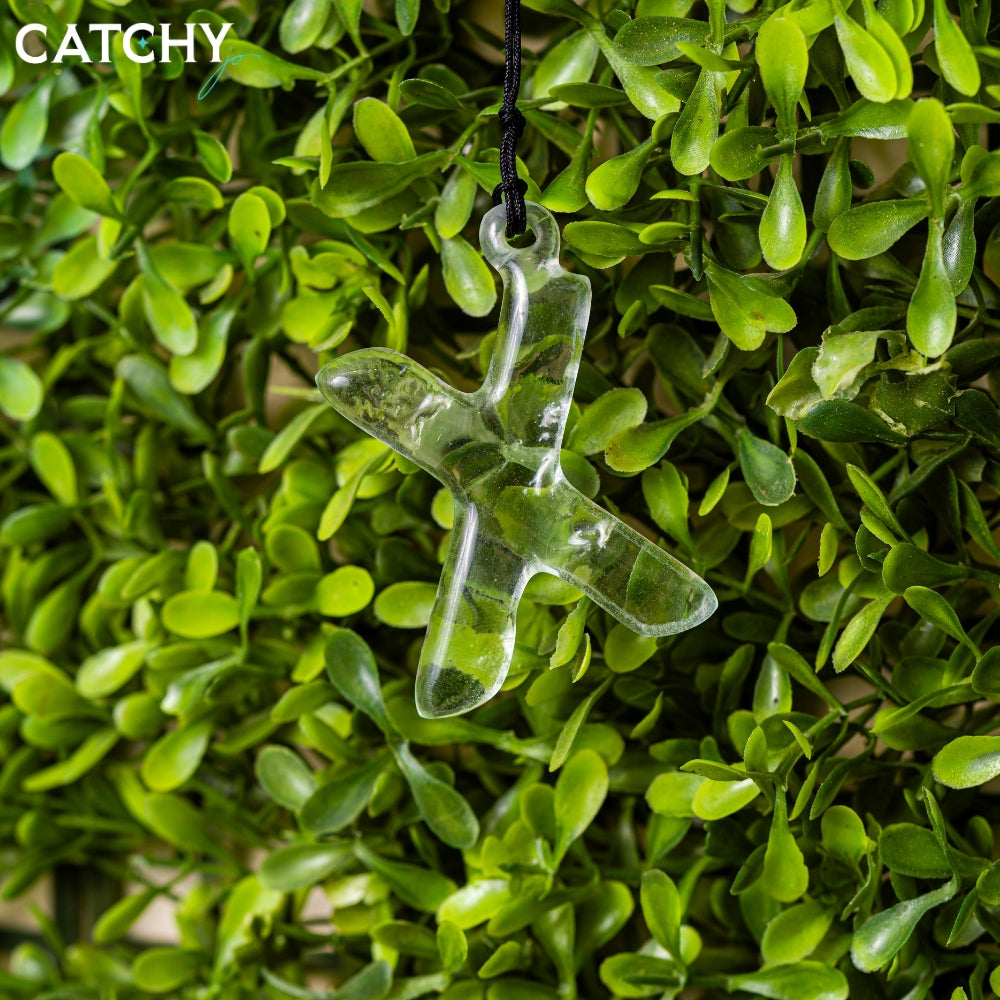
[318,203,717,718]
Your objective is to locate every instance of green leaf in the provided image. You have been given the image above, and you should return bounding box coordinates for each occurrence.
[693,776,761,820]
[229,192,272,272]
[933,736,1000,789]
[569,388,647,455]
[259,404,328,473]
[315,152,448,217]
[723,962,849,1000]
[195,130,233,183]
[833,1,898,103]
[903,586,979,655]
[324,629,395,734]
[117,355,212,440]
[76,642,149,700]
[28,431,77,505]
[141,719,213,792]
[137,245,198,357]
[280,0,333,53]
[301,756,386,833]
[710,126,778,181]
[0,77,53,171]
[612,17,711,66]
[909,99,954,215]
[762,793,809,902]
[827,199,928,259]
[392,742,480,849]
[759,156,807,271]
[256,745,317,811]
[932,0,981,95]
[374,581,438,628]
[640,869,682,957]
[851,880,958,971]
[832,593,894,672]
[670,69,719,176]
[161,591,240,639]
[554,749,608,860]
[441,237,497,317]
[133,948,205,994]
[761,899,834,965]
[907,220,956,357]
[22,728,119,792]
[53,153,120,219]
[354,98,416,162]
[757,17,809,123]
[0,356,43,422]
[586,139,654,211]
[705,263,797,350]
[169,309,234,394]
[258,842,353,891]
[737,431,796,506]
[315,566,375,616]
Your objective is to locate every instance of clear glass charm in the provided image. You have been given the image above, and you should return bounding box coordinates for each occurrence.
[317,202,717,718]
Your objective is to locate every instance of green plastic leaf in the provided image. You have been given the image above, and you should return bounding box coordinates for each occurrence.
[586,139,654,211]
[0,78,52,171]
[833,1,898,104]
[909,99,954,215]
[53,153,120,219]
[441,237,497,317]
[141,719,213,792]
[832,593,894,672]
[737,431,796,506]
[907,220,956,358]
[569,388,647,455]
[723,962,849,1000]
[324,629,395,734]
[256,745,317,812]
[763,793,809,902]
[28,431,77,505]
[554,749,608,860]
[393,742,480,849]
[374,581,438,628]
[280,0,333,53]
[903,586,978,655]
[932,0,981,95]
[850,879,957,971]
[705,263,797,350]
[161,591,240,639]
[76,642,149,700]
[229,192,272,271]
[761,899,834,965]
[640,869,681,957]
[757,17,809,124]
[759,156,807,271]
[827,199,928,259]
[354,98,416,162]
[671,69,719,176]
[933,736,1000,789]
[0,356,43,422]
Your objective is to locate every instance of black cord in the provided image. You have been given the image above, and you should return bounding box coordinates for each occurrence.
[492,0,527,238]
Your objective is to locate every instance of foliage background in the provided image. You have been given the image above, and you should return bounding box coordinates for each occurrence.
[4,0,1000,997]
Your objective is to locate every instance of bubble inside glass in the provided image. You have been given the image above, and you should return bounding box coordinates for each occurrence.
[317,202,718,718]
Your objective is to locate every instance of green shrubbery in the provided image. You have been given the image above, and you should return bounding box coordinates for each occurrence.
[3,0,1000,997]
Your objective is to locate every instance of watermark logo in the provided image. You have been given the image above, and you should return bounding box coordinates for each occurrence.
[14,22,233,64]
[197,48,261,101]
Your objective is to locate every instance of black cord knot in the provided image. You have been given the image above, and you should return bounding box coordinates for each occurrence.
[491,177,528,206]
[495,0,527,237]
[497,106,525,138]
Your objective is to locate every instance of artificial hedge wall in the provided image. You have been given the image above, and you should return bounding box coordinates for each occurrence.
[4,0,1000,996]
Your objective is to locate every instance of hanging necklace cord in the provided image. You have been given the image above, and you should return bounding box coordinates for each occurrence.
[492,0,528,238]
